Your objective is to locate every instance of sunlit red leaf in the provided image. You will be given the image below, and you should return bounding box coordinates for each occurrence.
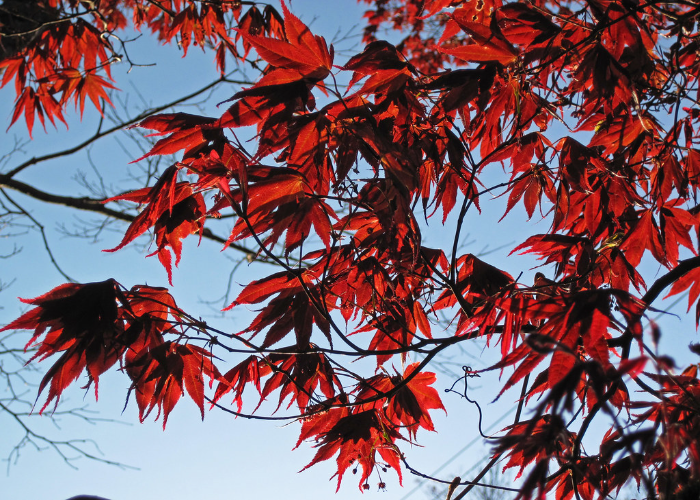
[301,409,403,491]
[441,12,518,65]
[126,342,220,427]
[103,167,206,284]
[236,1,333,80]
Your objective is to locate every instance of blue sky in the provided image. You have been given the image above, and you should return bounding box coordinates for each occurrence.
[1,2,698,499]
[0,3,501,499]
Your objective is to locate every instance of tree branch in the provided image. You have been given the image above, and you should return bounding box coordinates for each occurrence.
[3,74,250,179]
[0,175,256,257]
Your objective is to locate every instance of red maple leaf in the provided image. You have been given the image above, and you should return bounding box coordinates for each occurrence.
[126,342,220,427]
[300,409,404,491]
[104,166,206,284]
[355,363,446,439]
[0,280,125,412]
[236,1,333,81]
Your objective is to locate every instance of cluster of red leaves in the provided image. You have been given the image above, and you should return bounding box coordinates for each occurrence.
[0,0,287,135]
[103,163,207,284]
[0,280,219,426]
[289,362,445,491]
[6,0,700,497]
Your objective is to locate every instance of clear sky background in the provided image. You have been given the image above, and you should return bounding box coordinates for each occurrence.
[1,2,698,500]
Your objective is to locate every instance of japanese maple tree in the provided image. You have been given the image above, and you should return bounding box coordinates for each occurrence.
[3,0,700,498]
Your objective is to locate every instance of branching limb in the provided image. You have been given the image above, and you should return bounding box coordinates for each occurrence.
[3,74,250,179]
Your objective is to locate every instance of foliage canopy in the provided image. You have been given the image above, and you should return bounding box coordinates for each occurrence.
[3,0,700,499]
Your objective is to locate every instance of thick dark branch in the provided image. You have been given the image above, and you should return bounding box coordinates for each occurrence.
[142,0,176,18]
[0,176,255,257]
[642,255,700,306]
[0,8,95,38]
[0,176,128,222]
